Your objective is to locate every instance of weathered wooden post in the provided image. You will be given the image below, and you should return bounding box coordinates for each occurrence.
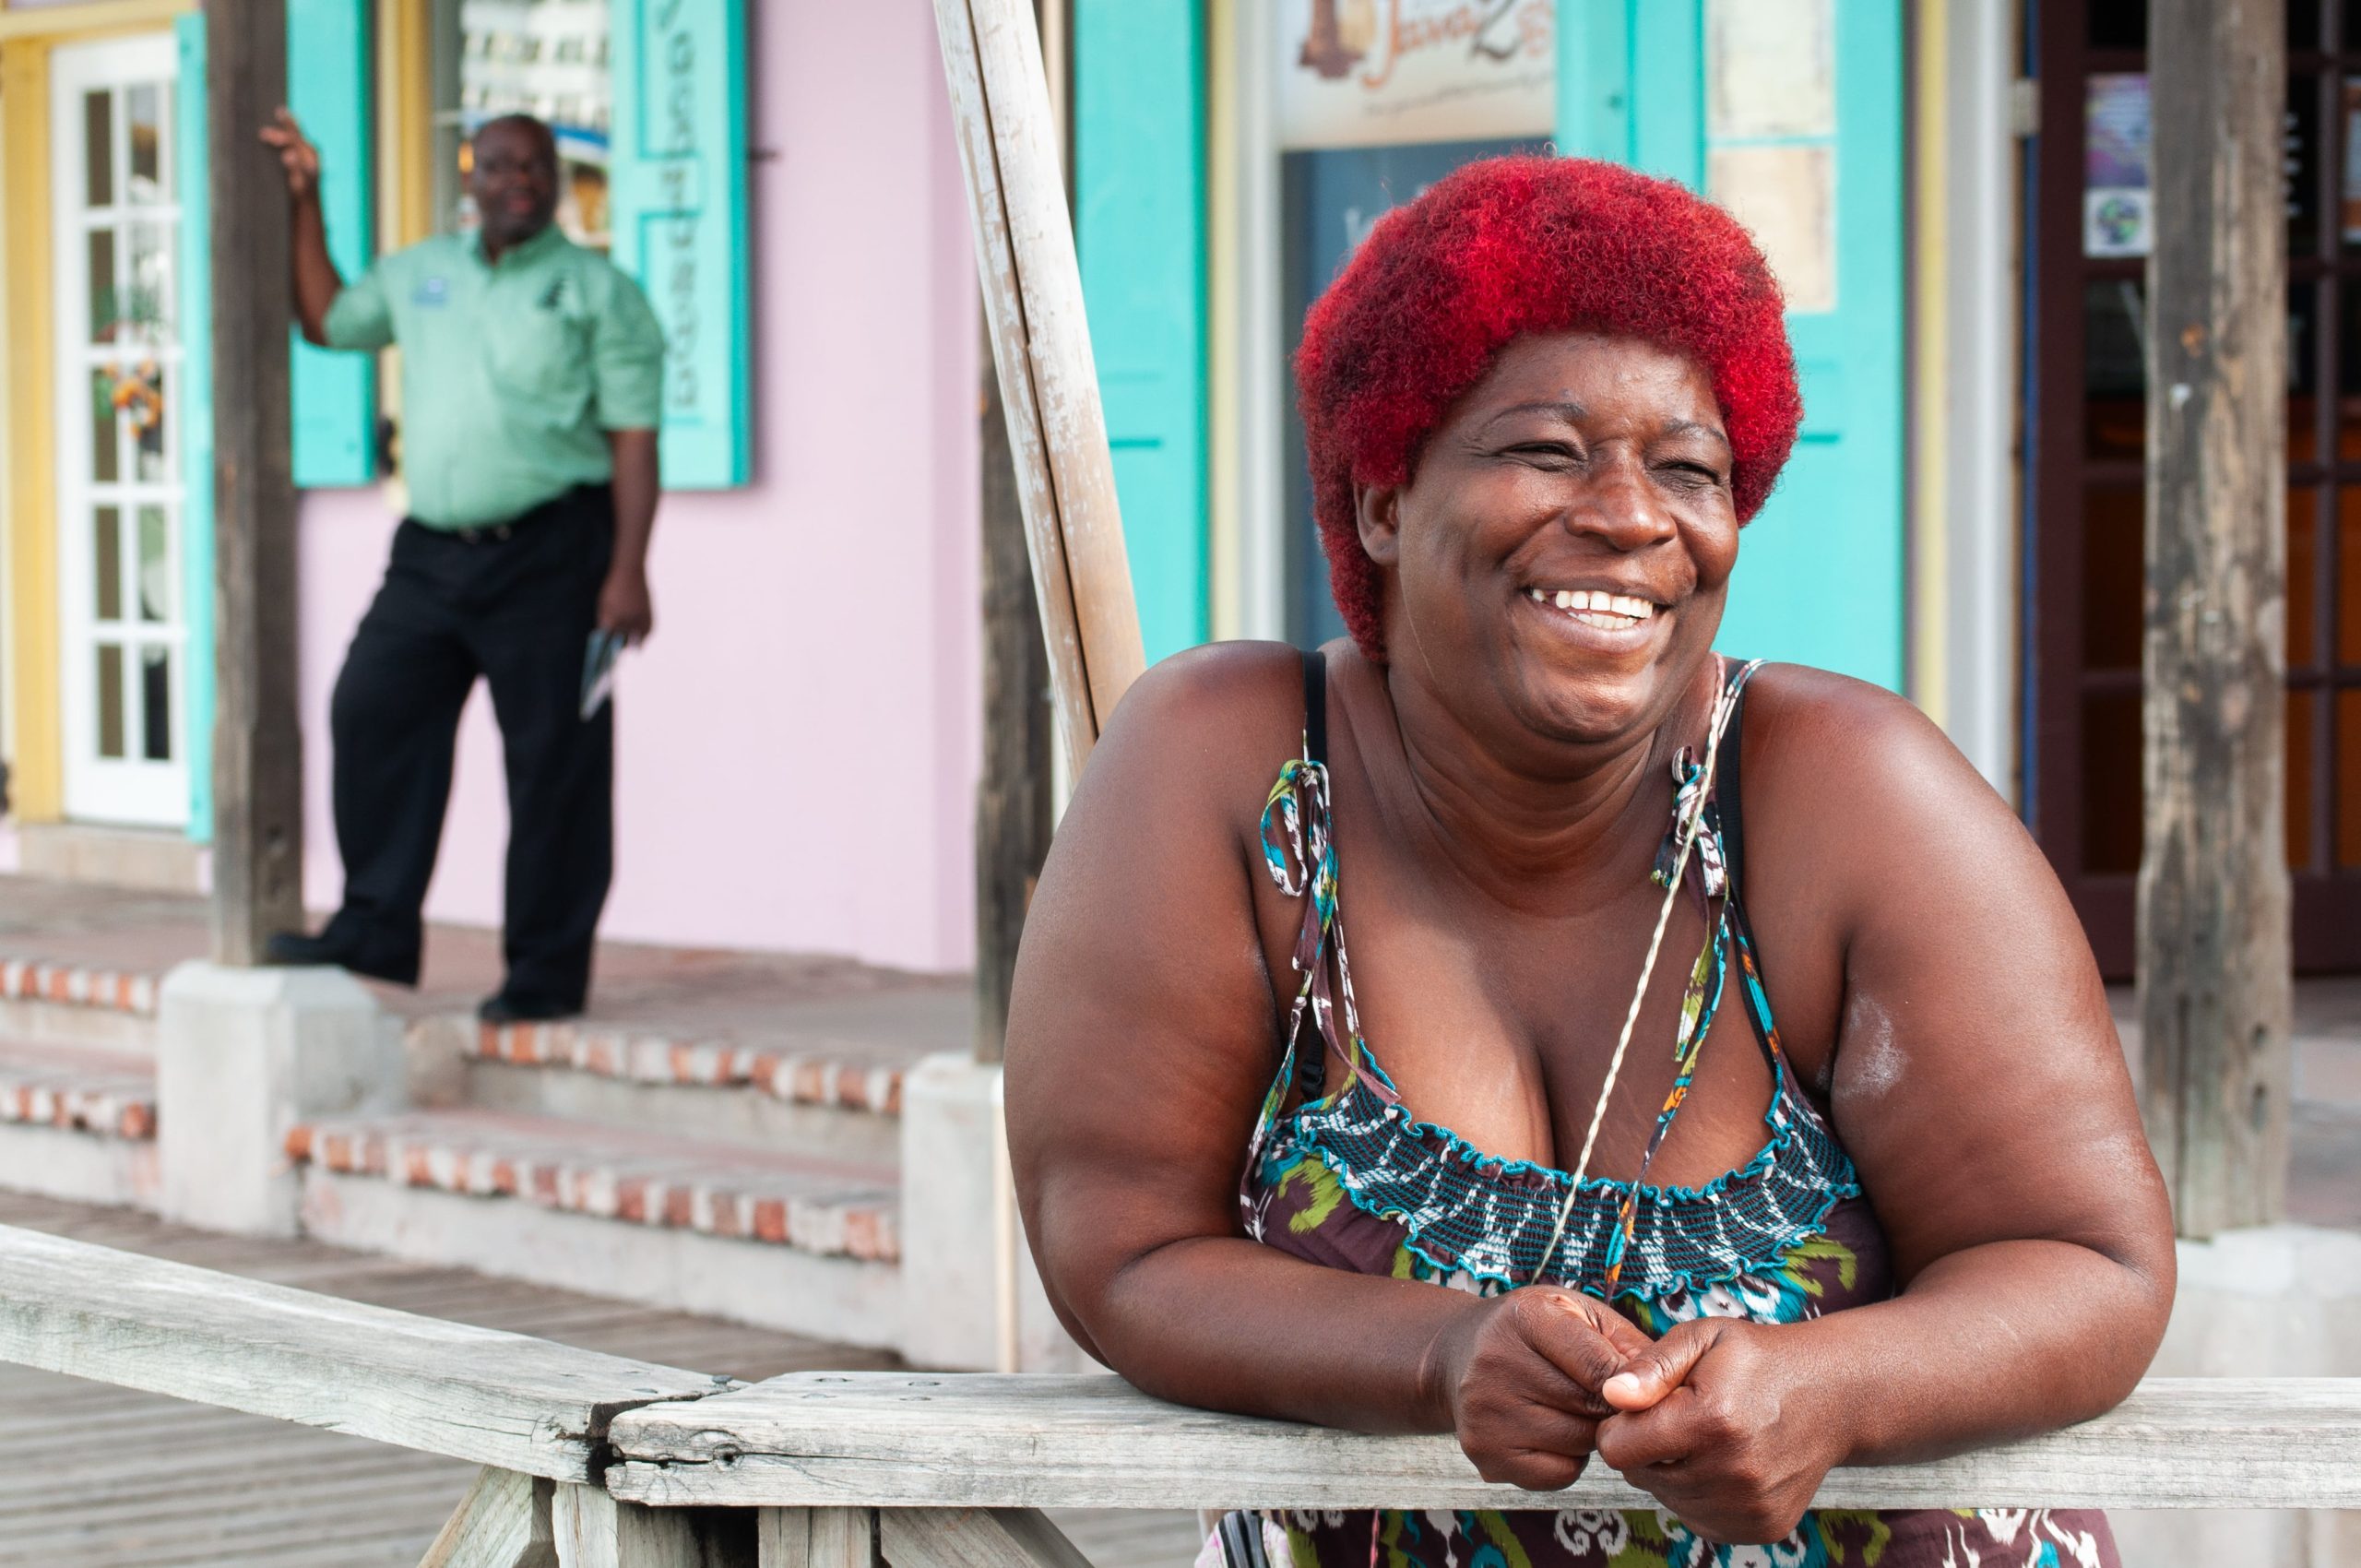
[907,0,1140,1372]
[159,2,397,1240]
[2141,0,2292,1237]
[205,0,304,964]
[932,0,1145,762]
[972,3,1062,1072]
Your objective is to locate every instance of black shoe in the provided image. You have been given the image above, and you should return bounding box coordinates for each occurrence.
[477,990,582,1026]
[262,930,420,987]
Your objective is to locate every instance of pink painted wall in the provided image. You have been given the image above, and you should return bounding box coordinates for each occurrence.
[296,0,982,973]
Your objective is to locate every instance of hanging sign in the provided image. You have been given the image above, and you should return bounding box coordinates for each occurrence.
[1276,0,1556,150]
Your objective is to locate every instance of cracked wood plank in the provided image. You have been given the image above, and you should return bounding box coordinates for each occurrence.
[603,1371,2361,1513]
[0,1224,730,1481]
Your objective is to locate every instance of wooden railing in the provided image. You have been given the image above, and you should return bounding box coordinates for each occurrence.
[3,1225,2356,1567]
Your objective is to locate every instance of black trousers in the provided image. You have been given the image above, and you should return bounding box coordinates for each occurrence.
[322,485,614,1008]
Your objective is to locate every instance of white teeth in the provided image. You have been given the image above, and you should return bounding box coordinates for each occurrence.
[1525,587,1657,624]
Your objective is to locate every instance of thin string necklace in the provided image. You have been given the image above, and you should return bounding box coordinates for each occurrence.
[1529,659,1746,1284]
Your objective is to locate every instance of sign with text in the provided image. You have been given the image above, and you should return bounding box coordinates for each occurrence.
[610,0,750,488]
[1276,0,1556,150]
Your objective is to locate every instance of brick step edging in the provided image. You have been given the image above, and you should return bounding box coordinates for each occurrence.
[287,1120,900,1263]
[0,956,159,1017]
[454,1018,905,1116]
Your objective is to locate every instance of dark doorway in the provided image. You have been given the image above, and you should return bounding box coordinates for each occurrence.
[2030,0,2361,975]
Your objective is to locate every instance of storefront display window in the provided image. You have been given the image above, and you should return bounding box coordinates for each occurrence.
[1270,0,1555,645]
[430,0,612,248]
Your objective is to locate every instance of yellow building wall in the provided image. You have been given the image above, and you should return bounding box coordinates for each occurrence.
[0,0,195,822]
[4,35,61,821]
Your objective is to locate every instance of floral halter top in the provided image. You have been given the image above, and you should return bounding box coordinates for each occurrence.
[1200,652,2117,1568]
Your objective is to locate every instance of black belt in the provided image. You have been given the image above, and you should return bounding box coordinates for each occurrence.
[418,483,610,546]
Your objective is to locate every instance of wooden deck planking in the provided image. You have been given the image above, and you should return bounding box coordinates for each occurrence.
[0,1193,1197,1567]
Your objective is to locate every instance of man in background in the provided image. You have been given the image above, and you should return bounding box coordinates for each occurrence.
[258,110,664,1024]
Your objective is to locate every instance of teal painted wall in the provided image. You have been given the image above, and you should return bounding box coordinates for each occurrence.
[1561,2,1906,692]
[1075,0,1207,664]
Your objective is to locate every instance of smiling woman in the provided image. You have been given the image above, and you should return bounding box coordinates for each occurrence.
[1005,157,2177,1568]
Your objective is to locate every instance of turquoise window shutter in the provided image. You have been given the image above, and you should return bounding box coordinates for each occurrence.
[1075,0,1207,663]
[176,12,215,842]
[609,0,752,488]
[1564,2,1904,693]
[287,0,375,487]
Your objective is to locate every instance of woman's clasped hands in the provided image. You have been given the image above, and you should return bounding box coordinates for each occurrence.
[1422,1289,1850,1546]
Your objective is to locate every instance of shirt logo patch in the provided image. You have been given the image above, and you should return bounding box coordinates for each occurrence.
[413,277,451,306]
[538,278,573,313]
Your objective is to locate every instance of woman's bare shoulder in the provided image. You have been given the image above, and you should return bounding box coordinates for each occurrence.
[1084,639,1323,808]
[1738,661,2008,818]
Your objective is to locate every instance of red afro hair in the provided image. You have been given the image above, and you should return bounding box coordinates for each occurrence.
[1294,155,1802,660]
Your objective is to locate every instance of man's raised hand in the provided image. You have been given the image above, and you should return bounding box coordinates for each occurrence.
[257,107,320,201]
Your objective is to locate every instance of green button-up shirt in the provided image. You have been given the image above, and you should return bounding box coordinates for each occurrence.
[323,225,665,529]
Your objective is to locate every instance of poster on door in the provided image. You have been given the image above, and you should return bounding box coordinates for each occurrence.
[1276,0,1556,150]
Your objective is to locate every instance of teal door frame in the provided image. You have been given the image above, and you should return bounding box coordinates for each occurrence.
[1075,0,1209,666]
[1560,3,1907,691]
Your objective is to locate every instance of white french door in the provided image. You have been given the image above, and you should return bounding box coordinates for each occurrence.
[51,32,190,828]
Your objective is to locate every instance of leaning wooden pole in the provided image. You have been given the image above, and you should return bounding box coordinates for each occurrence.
[2141,0,2291,1237]
[207,0,305,964]
[932,0,1145,770]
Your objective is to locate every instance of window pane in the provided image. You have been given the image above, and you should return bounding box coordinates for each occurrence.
[87,230,116,345]
[2089,2,2145,50]
[2339,690,2361,868]
[1706,146,1836,313]
[2296,279,2323,462]
[440,0,616,247]
[2341,78,2361,250]
[137,505,170,623]
[92,505,121,623]
[2294,0,2322,49]
[2293,690,2320,871]
[2293,486,2321,667]
[90,370,118,482]
[1706,0,1834,138]
[2341,488,2361,664]
[135,365,168,484]
[2082,488,2144,671]
[2085,75,2152,259]
[96,645,125,759]
[140,647,171,762]
[2291,75,2324,256]
[83,90,113,208]
[2084,278,2146,458]
[126,83,162,203]
[2082,691,2144,875]
[124,221,172,339]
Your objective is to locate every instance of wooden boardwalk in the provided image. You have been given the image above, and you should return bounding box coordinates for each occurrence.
[0,1193,1201,1567]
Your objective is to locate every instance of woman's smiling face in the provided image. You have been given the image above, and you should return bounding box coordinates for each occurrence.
[1357,331,1740,753]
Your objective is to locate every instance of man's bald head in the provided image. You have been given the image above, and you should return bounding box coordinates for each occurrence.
[474,113,557,164]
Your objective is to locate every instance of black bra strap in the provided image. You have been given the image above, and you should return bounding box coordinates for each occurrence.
[1301,648,1329,766]
[1717,666,1749,901]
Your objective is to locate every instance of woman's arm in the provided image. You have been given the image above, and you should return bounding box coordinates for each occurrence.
[1593,670,2177,1541]
[1008,644,1653,1487]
